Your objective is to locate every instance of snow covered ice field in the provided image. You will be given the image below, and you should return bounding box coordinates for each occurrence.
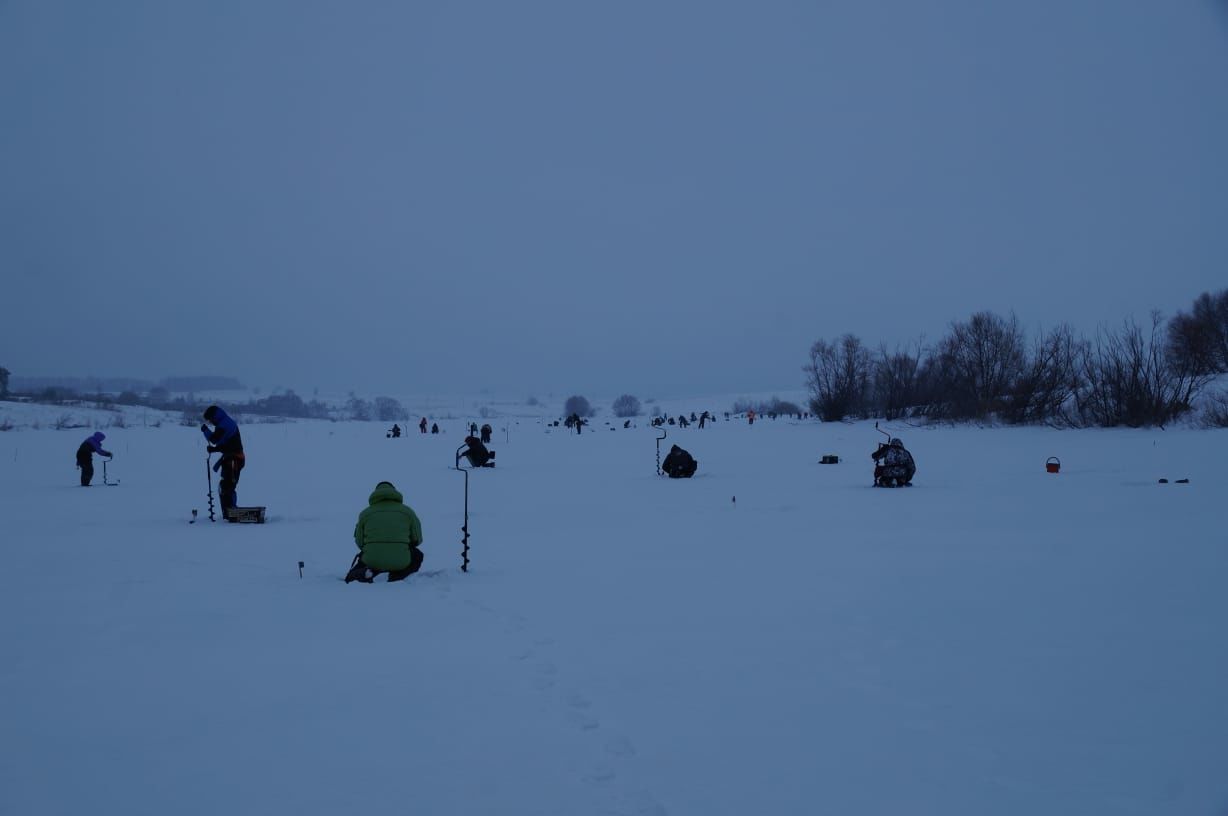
[2,405,1226,816]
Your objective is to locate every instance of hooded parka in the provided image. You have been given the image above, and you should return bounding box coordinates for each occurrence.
[354,482,423,571]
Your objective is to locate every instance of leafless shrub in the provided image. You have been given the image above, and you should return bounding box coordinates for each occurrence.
[108,414,128,429]
[1002,324,1086,426]
[0,417,13,432]
[1077,313,1212,427]
[53,413,78,430]
[1203,391,1228,427]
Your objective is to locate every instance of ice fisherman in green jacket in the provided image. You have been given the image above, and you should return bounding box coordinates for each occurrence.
[345,481,425,583]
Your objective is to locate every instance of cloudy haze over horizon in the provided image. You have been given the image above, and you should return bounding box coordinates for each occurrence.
[3,1,1227,398]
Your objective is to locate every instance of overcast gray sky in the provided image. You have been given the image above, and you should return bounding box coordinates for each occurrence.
[3,1,1226,398]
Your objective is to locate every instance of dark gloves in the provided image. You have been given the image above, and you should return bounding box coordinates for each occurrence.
[201,424,209,434]
[207,445,221,454]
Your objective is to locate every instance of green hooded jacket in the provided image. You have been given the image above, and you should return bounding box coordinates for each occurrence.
[354,482,423,571]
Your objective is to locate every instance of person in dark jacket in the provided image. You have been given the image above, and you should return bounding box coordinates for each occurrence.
[480,423,493,444]
[345,481,424,583]
[75,431,112,486]
[431,422,439,434]
[872,437,916,487]
[200,405,245,514]
[661,444,697,478]
[459,435,495,468]
[419,417,428,434]
[387,423,401,438]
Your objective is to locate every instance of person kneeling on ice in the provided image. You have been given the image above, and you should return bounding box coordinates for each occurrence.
[346,481,425,584]
[75,431,113,486]
[661,444,698,478]
[872,437,916,487]
[459,434,496,468]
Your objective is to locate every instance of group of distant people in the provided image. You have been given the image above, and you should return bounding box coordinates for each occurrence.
[74,400,916,586]
[355,414,915,584]
[651,411,713,429]
[390,419,491,439]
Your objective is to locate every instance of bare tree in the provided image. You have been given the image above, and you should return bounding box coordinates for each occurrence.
[612,394,641,417]
[374,396,408,422]
[563,395,593,417]
[346,395,372,421]
[932,311,1026,420]
[870,338,927,420]
[804,334,871,421]
[1168,289,1228,376]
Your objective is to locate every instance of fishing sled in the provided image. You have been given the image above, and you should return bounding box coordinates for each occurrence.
[224,506,267,524]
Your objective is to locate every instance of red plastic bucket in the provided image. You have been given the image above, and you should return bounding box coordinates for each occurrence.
[1045,456,1061,474]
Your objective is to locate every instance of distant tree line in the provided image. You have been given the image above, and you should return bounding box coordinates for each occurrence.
[7,375,243,395]
[2,379,341,422]
[159,376,243,392]
[804,290,1228,428]
[2,375,409,426]
[158,389,334,420]
[730,396,804,416]
[345,395,409,422]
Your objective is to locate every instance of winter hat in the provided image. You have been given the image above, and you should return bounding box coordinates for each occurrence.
[92,432,105,442]
[203,405,220,422]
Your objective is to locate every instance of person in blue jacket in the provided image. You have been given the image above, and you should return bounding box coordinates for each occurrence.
[75,431,112,486]
[201,405,245,514]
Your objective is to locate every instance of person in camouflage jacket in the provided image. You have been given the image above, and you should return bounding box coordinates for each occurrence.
[872,437,916,487]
